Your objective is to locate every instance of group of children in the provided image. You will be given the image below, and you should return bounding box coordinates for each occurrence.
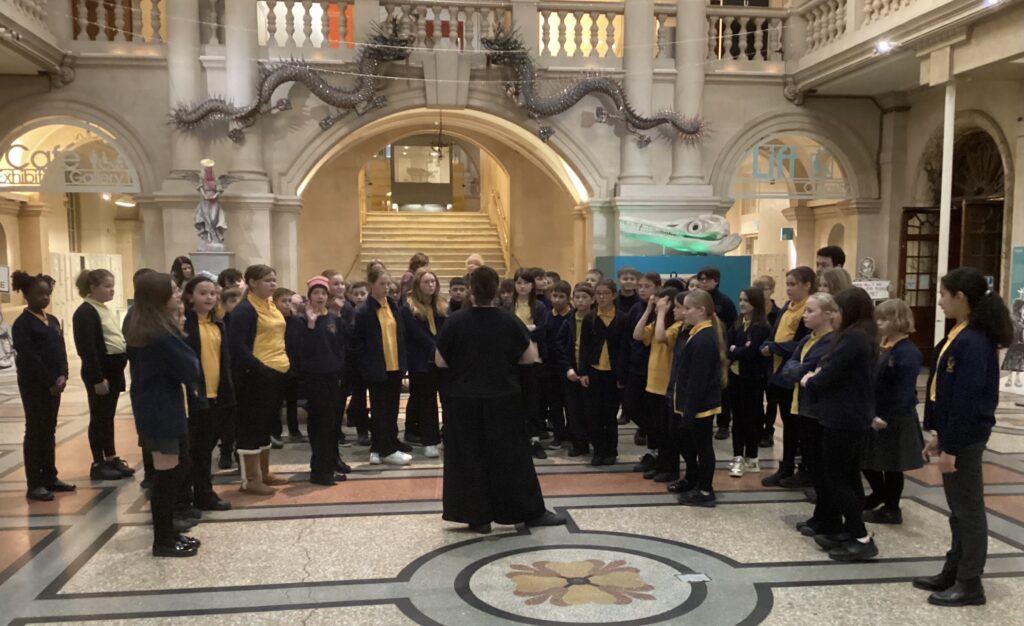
[8,249,1009,604]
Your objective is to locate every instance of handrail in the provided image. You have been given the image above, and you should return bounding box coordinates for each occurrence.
[708,6,790,19]
[489,190,512,274]
[380,0,513,7]
[795,0,834,16]
[538,2,624,12]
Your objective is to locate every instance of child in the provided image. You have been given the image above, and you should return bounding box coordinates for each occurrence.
[344,280,371,446]
[401,268,447,458]
[754,274,781,449]
[802,287,879,562]
[726,287,771,478]
[633,287,681,483]
[817,268,853,294]
[12,271,73,502]
[273,288,295,317]
[861,299,924,525]
[270,288,300,448]
[543,280,574,449]
[622,272,662,463]
[300,277,348,485]
[615,267,641,314]
[498,279,515,308]
[696,266,737,441]
[448,277,468,312]
[754,275,781,326]
[124,272,201,557]
[584,269,603,289]
[219,288,242,322]
[215,286,243,470]
[580,279,624,466]
[72,269,132,481]
[182,275,235,511]
[508,268,550,458]
[668,289,727,507]
[171,256,195,287]
[531,267,551,309]
[914,268,1013,606]
[217,268,244,291]
[558,283,595,456]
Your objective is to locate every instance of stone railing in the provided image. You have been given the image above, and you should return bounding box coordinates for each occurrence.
[380,1,513,53]
[798,0,847,53]
[537,2,624,59]
[253,0,355,49]
[706,6,785,62]
[4,0,48,26]
[68,0,166,44]
[862,0,917,25]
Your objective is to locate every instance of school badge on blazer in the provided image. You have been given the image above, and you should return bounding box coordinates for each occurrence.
[945,356,955,373]
[327,321,337,335]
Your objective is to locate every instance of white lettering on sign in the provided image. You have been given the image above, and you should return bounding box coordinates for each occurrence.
[0,125,139,193]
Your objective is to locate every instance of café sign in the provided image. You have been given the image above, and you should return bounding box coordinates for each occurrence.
[732,142,852,200]
[0,124,138,193]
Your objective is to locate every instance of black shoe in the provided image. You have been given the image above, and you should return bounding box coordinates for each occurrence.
[714,427,730,440]
[140,476,153,490]
[396,441,413,453]
[172,516,197,532]
[568,446,588,457]
[356,431,371,447]
[532,442,548,460]
[108,457,136,477]
[779,471,812,489]
[404,433,422,445]
[546,439,563,451]
[653,472,680,483]
[633,432,647,447]
[218,450,234,470]
[153,539,198,558]
[828,537,879,562]
[48,479,77,492]
[335,460,352,474]
[310,474,338,486]
[589,455,603,467]
[813,533,852,550]
[642,468,659,479]
[196,493,231,511]
[796,520,820,537]
[269,435,284,449]
[526,510,567,527]
[617,415,630,425]
[667,479,696,494]
[928,579,986,607]
[912,570,957,593]
[761,469,791,487]
[633,453,657,472]
[176,534,201,549]
[469,523,492,534]
[758,433,774,448]
[862,494,883,511]
[678,490,717,507]
[863,506,903,525]
[601,456,617,466]
[539,430,553,441]
[90,461,124,481]
[288,429,306,441]
[26,486,54,501]
[179,507,202,520]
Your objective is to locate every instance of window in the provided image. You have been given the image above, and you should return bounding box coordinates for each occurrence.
[65,193,81,252]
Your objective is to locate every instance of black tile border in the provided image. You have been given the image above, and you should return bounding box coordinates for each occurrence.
[0,525,68,587]
[0,487,116,520]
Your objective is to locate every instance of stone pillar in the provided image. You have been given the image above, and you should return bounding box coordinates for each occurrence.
[138,199,167,272]
[589,199,619,259]
[618,0,655,185]
[18,202,50,275]
[1012,119,1024,295]
[670,0,705,184]
[113,218,141,299]
[271,198,301,289]
[782,203,816,267]
[353,0,382,47]
[511,0,540,57]
[225,0,269,187]
[165,0,203,180]
[572,203,593,281]
[878,101,910,281]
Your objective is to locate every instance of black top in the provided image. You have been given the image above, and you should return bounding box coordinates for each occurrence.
[874,338,922,420]
[72,301,127,391]
[436,307,530,399]
[401,305,446,374]
[352,296,408,383]
[709,287,738,329]
[924,326,998,454]
[284,315,304,376]
[579,308,625,377]
[616,292,640,315]
[297,312,346,375]
[804,328,875,431]
[12,310,68,389]
[726,321,771,379]
[544,308,574,369]
[669,325,722,422]
[781,332,834,417]
[618,301,652,381]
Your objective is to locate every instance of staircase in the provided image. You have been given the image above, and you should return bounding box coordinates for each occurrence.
[356,212,508,288]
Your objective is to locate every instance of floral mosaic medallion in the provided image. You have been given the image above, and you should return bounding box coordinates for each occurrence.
[506,559,655,606]
[467,548,691,623]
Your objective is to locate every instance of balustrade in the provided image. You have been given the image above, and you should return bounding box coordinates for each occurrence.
[538,2,623,59]
[257,0,354,49]
[863,0,916,25]
[7,0,48,25]
[706,7,784,63]
[70,0,165,43]
[800,0,847,53]
[381,2,512,53]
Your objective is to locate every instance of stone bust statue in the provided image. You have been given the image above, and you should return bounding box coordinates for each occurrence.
[857,257,877,280]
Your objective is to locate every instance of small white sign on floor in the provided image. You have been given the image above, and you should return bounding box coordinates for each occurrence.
[676,573,711,583]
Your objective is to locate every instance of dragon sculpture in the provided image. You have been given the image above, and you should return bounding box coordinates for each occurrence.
[481,29,703,146]
[171,22,414,143]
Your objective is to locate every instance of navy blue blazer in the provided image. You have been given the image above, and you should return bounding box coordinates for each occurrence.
[226,297,269,379]
[709,288,738,329]
[782,331,835,418]
[669,324,722,424]
[401,305,446,374]
[761,300,811,387]
[924,326,998,454]
[545,308,574,369]
[503,300,550,361]
[297,312,346,375]
[12,310,68,389]
[579,308,625,377]
[618,301,652,382]
[804,328,876,431]
[72,302,127,391]
[128,332,200,441]
[352,296,407,383]
[726,321,771,380]
[874,338,922,420]
[552,314,583,373]
[183,310,235,410]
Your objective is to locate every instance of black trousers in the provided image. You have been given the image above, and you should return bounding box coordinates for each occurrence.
[368,371,402,456]
[820,427,868,538]
[441,394,546,525]
[941,440,988,581]
[586,370,620,457]
[763,381,778,438]
[863,469,905,509]
[646,393,678,474]
[768,385,798,473]
[802,416,840,532]
[716,382,732,431]
[306,372,341,479]
[175,434,193,512]
[408,368,442,446]
[188,404,225,503]
[519,364,545,438]
[20,382,60,490]
[235,368,287,452]
[86,387,120,463]
[346,370,369,430]
[623,372,649,439]
[679,417,716,493]
[218,408,236,456]
[541,366,567,441]
[562,377,589,452]
[281,375,301,436]
[151,464,183,547]
[729,373,764,458]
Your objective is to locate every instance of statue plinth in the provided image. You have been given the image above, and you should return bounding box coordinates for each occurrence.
[192,250,235,276]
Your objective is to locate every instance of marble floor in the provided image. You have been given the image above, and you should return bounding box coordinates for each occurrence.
[1,364,1023,625]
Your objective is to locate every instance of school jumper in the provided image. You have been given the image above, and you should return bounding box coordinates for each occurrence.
[668,321,722,494]
[352,295,408,457]
[281,314,304,439]
[553,310,590,454]
[923,324,998,585]
[298,311,346,482]
[13,310,69,493]
[708,287,738,432]
[542,306,574,444]
[72,300,129,469]
[401,304,446,447]
[507,300,550,439]
[641,320,684,477]
[760,299,810,477]
[620,301,654,450]
[726,320,770,459]
[580,306,625,460]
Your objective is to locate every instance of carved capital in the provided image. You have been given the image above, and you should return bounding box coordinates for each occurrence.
[783,78,805,106]
[49,54,77,89]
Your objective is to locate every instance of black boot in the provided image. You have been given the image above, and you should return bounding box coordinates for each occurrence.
[912,568,957,592]
[927,579,986,607]
[152,467,197,557]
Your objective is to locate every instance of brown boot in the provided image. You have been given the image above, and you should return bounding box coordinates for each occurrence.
[239,452,274,495]
[260,448,287,486]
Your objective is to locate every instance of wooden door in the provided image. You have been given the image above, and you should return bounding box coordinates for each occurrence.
[898,210,940,360]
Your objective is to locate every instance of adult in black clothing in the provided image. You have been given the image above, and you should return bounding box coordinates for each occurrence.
[697,266,737,440]
[815,245,845,273]
[72,269,133,481]
[170,256,195,287]
[435,266,565,534]
[11,272,74,502]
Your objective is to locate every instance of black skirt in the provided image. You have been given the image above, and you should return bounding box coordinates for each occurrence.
[861,411,925,472]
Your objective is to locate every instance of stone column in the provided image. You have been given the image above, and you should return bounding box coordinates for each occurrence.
[114,218,141,299]
[138,199,167,272]
[782,203,816,267]
[225,0,269,186]
[670,0,705,184]
[618,0,655,185]
[18,202,50,275]
[878,100,910,281]
[271,198,301,290]
[165,0,203,179]
[572,203,593,281]
[589,199,619,258]
[1012,118,1024,294]
[511,0,540,56]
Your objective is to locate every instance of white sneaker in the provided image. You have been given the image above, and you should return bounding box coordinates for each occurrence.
[369,452,381,465]
[424,445,439,458]
[383,451,411,466]
[744,458,761,473]
[728,456,745,478]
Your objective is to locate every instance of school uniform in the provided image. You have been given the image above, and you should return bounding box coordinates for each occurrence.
[580,306,625,460]
[297,311,346,482]
[616,292,640,316]
[352,295,407,457]
[507,300,550,438]
[619,301,653,449]
[183,310,235,508]
[401,304,446,447]
[281,314,304,439]
[726,320,771,459]
[642,320,684,476]
[804,328,876,540]
[72,300,129,467]
[12,310,69,492]
[668,320,722,494]
[553,311,590,454]
[707,288,737,432]
[923,323,997,583]
[760,299,810,476]
[542,306,574,444]
[343,302,369,436]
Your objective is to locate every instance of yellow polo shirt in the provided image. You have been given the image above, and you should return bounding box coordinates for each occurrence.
[643,321,683,395]
[930,321,967,402]
[594,306,616,372]
[515,300,533,326]
[376,297,399,372]
[791,329,832,415]
[574,312,585,365]
[772,298,807,371]
[248,293,290,373]
[197,316,221,399]
[84,297,126,355]
[426,307,436,336]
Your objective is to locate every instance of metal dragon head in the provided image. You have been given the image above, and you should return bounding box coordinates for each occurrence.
[482,26,529,66]
[367,19,415,62]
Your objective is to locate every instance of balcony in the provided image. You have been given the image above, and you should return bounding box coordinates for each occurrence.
[0,0,65,76]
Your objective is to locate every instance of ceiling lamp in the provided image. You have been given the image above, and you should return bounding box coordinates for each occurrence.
[431,109,449,159]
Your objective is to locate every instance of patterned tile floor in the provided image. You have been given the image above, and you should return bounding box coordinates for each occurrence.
[1,362,1023,625]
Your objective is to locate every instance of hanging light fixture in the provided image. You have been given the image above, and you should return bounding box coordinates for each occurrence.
[430,109,449,159]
